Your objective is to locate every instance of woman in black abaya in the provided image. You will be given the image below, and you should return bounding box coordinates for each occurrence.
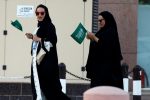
[26,4,71,100]
[85,11,123,89]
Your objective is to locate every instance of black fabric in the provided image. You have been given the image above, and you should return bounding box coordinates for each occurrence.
[31,4,71,100]
[85,11,123,89]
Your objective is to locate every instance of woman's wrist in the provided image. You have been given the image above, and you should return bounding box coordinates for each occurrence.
[95,37,99,42]
[39,38,41,42]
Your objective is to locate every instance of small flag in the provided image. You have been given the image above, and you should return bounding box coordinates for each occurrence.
[71,23,87,44]
[11,20,23,31]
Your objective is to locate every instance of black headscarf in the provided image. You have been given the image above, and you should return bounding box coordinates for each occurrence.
[99,11,117,31]
[35,4,57,46]
[35,4,52,27]
[98,11,123,61]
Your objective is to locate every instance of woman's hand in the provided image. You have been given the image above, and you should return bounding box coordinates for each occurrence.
[32,35,41,42]
[86,32,94,40]
[25,33,41,42]
[86,32,99,42]
[25,33,33,39]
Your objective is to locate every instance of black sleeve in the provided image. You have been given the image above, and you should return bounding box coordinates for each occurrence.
[97,28,115,46]
[44,24,57,46]
[39,24,57,47]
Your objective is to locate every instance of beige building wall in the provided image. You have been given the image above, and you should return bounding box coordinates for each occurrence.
[0,0,92,83]
[0,0,5,77]
[0,0,138,83]
[0,0,46,82]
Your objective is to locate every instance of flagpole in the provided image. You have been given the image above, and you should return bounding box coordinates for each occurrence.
[81,0,87,77]
[83,0,86,25]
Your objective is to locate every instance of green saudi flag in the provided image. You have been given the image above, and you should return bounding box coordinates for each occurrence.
[11,19,23,31]
[71,23,87,44]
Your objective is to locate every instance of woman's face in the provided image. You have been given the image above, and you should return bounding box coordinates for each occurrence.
[35,7,46,21]
[98,15,105,28]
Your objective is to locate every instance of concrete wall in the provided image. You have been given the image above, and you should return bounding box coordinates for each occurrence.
[0,0,92,83]
[0,0,138,83]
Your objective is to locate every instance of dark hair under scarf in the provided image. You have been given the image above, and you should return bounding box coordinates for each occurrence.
[99,11,117,31]
[35,4,52,27]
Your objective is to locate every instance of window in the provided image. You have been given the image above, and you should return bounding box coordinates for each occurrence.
[139,0,150,4]
[138,1,150,87]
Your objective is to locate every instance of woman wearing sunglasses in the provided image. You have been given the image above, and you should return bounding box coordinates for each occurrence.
[26,4,71,100]
[85,11,123,89]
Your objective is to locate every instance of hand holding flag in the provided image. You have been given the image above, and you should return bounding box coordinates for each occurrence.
[71,23,87,44]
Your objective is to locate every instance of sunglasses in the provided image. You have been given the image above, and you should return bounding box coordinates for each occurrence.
[98,19,104,22]
[35,12,45,16]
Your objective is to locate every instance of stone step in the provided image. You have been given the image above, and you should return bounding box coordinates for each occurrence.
[0,83,150,100]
